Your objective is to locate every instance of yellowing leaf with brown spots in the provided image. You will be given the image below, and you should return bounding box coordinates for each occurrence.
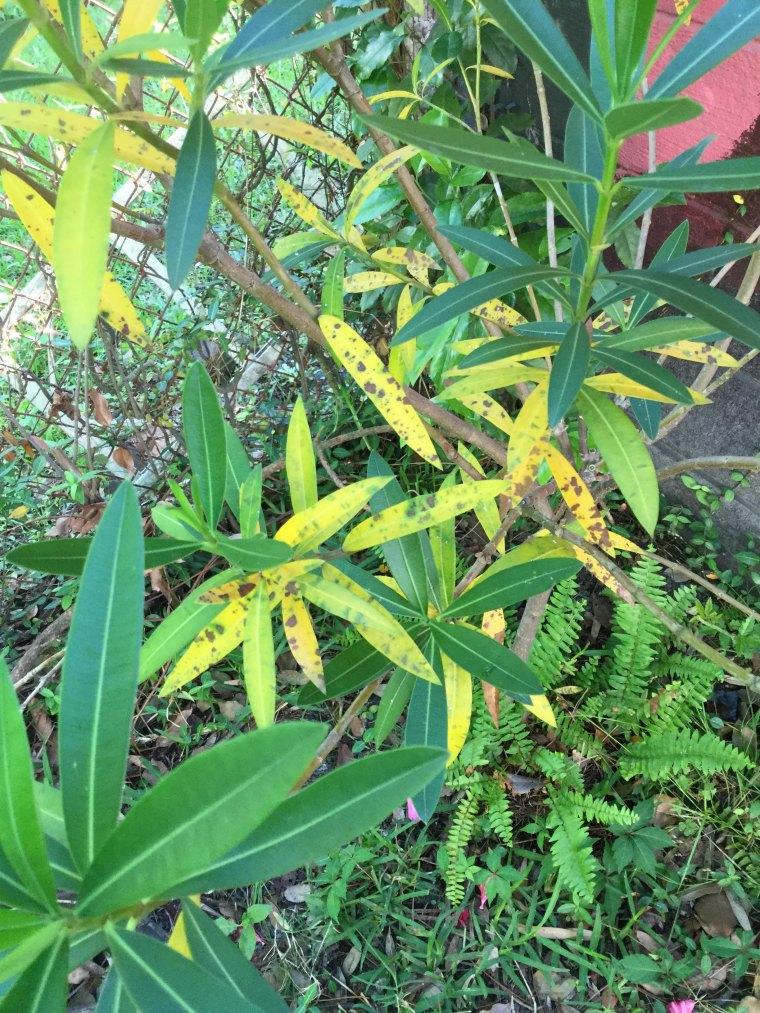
[505,383,551,509]
[344,145,417,234]
[2,172,148,346]
[438,365,545,402]
[298,565,402,635]
[213,114,361,168]
[114,0,164,97]
[543,443,614,553]
[43,0,104,58]
[319,315,440,468]
[276,178,338,237]
[373,247,438,285]
[353,621,438,683]
[243,581,277,728]
[344,271,406,293]
[607,530,644,554]
[457,443,505,552]
[276,477,391,555]
[197,574,264,604]
[471,299,525,330]
[388,284,419,384]
[281,589,324,692]
[585,373,710,405]
[647,340,738,366]
[569,544,634,604]
[0,105,175,176]
[458,393,515,437]
[286,396,317,515]
[343,479,508,553]
[443,655,472,765]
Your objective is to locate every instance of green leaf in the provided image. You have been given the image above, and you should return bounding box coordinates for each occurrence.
[76,724,324,916]
[565,107,603,233]
[139,569,233,683]
[614,0,658,93]
[616,952,661,984]
[441,557,581,620]
[587,0,616,93]
[215,0,325,70]
[367,451,429,617]
[210,10,382,85]
[481,0,602,122]
[239,466,263,539]
[106,928,256,1012]
[592,347,693,403]
[0,848,50,912]
[215,534,292,572]
[166,110,216,289]
[33,784,80,894]
[330,559,422,619]
[548,322,590,427]
[52,121,114,349]
[404,644,447,823]
[0,661,56,911]
[321,249,345,319]
[577,387,658,533]
[166,747,448,895]
[182,361,227,527]
[609,270,760,351]
[223,421,251,522]
[630,398,660,439]
[94,967,138,1013]
[0,920,64,988]
[0,19,29,69]
[648,0,760,100]
[599,316,720,352]
[182,902,289,1011]
[628,220,689,327]
[459,334,561,368]
[374,666,415,744]
[371,117,596,183]
[298,638,391,706]
[429,622,542,701]
[0,912,53,951]
[0,931,67,1009]
[604,97,702,141]
[5,536,196,577]
[98,57,194,78]
[394,266,570,344]
[242,582,276,729]
[623,157,760,192]
[59,483,143,873]
[59,0,81,55]
[0,71,66,93]
[184,0,230,59]
[286,397,317,514]
[91,31,195,64]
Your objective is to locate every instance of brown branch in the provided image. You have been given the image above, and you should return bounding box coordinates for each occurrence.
[655,456,760,483]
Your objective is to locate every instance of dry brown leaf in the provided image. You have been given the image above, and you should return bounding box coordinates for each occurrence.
[694,890,738,938]
[148,566,172,604]
[89,389,113,426]
[111,446,135,474]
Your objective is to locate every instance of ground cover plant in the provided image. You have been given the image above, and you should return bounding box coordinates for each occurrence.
[1,0,759,1008]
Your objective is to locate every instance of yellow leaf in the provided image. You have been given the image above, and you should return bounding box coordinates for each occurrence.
[43,0,104,58]
[281,589,324,691]
[243,581,277,728]
[53,121,115,349]
[585,373,710,405]
[543,443,614,553]
[344,145,417,234]
[353,622,438,684]
[4,170,146,350]
[167,912,191,958]
[647,341,738,366]
[457,442,505,552]
[197,573,263,604]
[110,111,186,128]
[607,530,644,554]
[372,246,438,285]
[443,655,472,764]
[286,396,317,514]
[320,315,440,468]
[524,694,556,727]
[276,477,391,554]
[344,271,406,294]
[439,365,545,401]
[9,506,29,519]
[388,284,418,384]
[298,565,401,635]
[458,393,515,437]
[145,50,193,101]
[343,478,508,553]
[276,178,338,237]
[471,299,525,330]
[367,90,420,104]
[505,383,551,508]
[569,544,634,604]
[466,63,514,79]
[263,560,324,600]
[115,0,164,97]
[213,114,361,168]
[0,104,175,176]
[481,609,505,726]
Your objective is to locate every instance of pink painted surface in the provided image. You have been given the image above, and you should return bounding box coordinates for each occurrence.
[619,0,760,256]
[621,0,760,173]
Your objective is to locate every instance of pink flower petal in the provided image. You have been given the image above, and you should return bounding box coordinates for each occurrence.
[407,798,420,822]
[456,909,470,927]
[667,1001,696,1013]
[478,883,488,910]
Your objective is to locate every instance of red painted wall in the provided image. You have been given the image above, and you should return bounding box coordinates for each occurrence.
[620,0,760,255]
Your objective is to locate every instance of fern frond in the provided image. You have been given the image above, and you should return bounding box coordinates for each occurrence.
[575,793,637,827]
[483,781,513,845]
[444,789,479,905]
[620,728,752,780]
[529,578,584,690]
[533,748,584,790]
[546,789,599,903]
